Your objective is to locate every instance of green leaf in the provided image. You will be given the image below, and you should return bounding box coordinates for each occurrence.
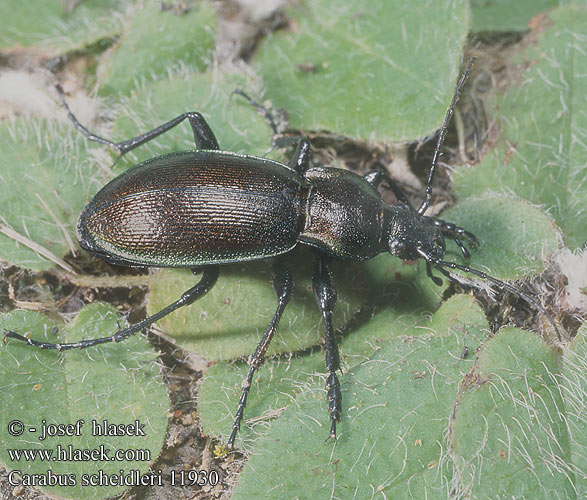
[199,349,326,448]
[0,118,107,270]
[147,251,366,361]
[441,196,560,280]
[450,327,574,498]
[340,254,445,358]
[97,2,216,96]
[228,295,489,498]
[470,0,568,32]
[559,322,587,497]
[452,5,587,249]
[0,0,131,56]
[0,304,168,500]
[255,0,470,141]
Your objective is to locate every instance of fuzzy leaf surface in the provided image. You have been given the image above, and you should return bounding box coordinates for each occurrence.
[470,0,568,32]
[450,327,573,498]
[229,295,489,499]
[452,5,587,249]
[0,304,168,500]
[97,2,216,96]
[255,0,470,141]
[441,196,560,280]
[0,118,105,270]
[0,0,130,56]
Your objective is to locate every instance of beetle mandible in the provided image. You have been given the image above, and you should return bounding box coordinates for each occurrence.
[4,59,559,447]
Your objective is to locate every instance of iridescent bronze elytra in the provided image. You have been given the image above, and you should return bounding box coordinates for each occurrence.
[4,59,559,447]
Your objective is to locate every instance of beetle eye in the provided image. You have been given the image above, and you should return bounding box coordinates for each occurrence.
[389,240,405,256]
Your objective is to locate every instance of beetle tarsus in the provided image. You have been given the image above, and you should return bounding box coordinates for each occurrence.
[326,420,338,443]
[427,216,479,254]
[326,371,342,438]
[233,89,279,136]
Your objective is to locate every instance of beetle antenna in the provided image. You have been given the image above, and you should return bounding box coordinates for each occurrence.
[417,58,474,216]
[417,249,561,341]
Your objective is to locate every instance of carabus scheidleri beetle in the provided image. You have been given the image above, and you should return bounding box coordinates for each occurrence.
[4,59,560,447]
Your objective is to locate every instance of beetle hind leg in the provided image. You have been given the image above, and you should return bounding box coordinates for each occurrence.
[3,267,219,351]
[228,260,293,448]
[55,84,220,156]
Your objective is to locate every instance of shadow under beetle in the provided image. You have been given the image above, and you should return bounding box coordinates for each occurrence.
[4,59,560,447]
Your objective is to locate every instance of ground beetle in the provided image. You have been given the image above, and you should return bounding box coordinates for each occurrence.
[4,59,560,447]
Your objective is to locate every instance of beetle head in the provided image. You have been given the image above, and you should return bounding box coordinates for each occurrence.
[384,204,445,261]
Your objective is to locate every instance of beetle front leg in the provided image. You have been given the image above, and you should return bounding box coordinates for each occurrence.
[312,255,341,440]
[364,170,414,209]
[228,260,293,448]
[56,85,220,155]
[426,217,479,258]
[4,267,219,351]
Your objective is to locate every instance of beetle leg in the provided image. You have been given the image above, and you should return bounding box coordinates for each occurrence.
[55,85,220,155]
[228,260,293,448]
[3,267,219,351]
[111,109,219,152]
[452,237,470,259]
[231,90,313,177]
[312,255,341,441]
[363,170,413,209]
[267,135,313,176]
[233,89,279,135]
[427,217,479,254]
[288,138,312,176]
